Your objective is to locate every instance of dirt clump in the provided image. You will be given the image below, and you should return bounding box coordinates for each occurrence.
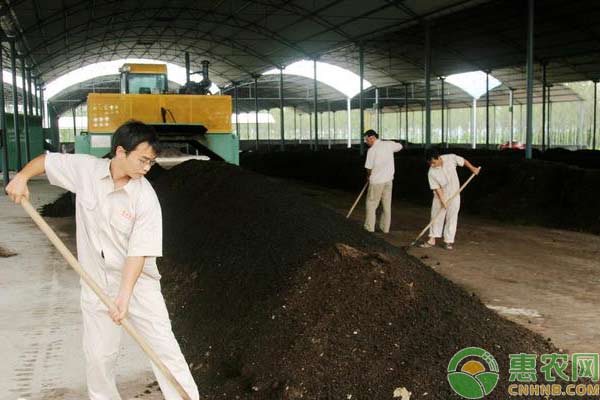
[0,245,17,257]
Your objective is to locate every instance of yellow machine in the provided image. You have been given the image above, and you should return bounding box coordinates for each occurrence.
[76,61,239,164]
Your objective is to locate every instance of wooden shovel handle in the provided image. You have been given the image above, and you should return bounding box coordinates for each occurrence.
[346,182,369,219]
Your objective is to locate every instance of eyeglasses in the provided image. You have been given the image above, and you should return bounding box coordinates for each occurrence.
[136,157,157,167]
[126,151,157,167]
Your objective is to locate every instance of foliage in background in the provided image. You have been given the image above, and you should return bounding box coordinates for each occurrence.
[59,82,598,149]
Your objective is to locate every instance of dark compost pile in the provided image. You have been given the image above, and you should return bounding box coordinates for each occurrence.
[149,160,558,399]
[40,159,566,398]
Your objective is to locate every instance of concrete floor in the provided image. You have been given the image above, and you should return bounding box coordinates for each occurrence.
[2,177,600,399]
[293,181,600,354]
[0,177,162,400]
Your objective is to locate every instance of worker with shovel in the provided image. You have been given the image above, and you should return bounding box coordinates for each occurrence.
[363,129,403,233]
[419,149,480,250]
[6,121,199,400]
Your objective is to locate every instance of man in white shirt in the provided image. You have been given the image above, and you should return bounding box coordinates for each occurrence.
[420,149,480,250]
[6,121,199,400]
[363,130,403,233]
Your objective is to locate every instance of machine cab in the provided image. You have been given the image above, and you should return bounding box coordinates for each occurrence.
[119,63,168,94]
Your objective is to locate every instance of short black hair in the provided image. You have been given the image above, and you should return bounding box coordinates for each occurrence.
[111,120,160,157]
[364,129,379,139]
[425,148,441,162]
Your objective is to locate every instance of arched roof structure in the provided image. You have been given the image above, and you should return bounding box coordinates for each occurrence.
[0,0,593,115]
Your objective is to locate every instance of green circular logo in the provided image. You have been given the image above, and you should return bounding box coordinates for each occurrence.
[447,347,500,399]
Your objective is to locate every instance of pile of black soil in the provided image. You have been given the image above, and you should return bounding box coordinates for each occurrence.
[37,158,570,397]
[145,163,167,181]
[39,192,75,217]
[152,161,560,399]
[241,148,600,234]
[541,148,600,169]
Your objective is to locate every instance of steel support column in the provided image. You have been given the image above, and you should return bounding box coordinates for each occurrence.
[411,105,415,142]
[10,39,21,169]
[485,72,490,148]
[35,80,41,117]
[319,112,323,146]
[547,85,552,148]
[254,76,259,150]
[33,78,38,116]
[309,112,312,148]
[447,107,451,147]
[0,44,9,185]
[525,0,535,159]
[267,110,271,147]
[72,106,77,138]
[346,97,352,148]
[26,68,33,116]
[333,110,336,144]
[375,87,380,133]
[40,87,45,128]
[21,58,30,163]
[421,103,424,144]
[359,45,365,155]
[520,104,523,141]
[279,68,285,151]
[542,63,547,151]
[397,105,401,140]
[493,105,497,144]
[424,22,432,148]
[265,108,271,147]
[327,101,331,149]
[593,80,597,150]
[404,84,408,142]
[313,59,318,150]
[185,52,191,84]
[293,106,297,142]
[233,82,239,138]
[380,102,384,135]
[472,98,477,149]
[299,112,303,144]
[441,77,445,145]
[509,89,514,143]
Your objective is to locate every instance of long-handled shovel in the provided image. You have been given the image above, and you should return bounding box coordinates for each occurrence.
[346,182,369,219]
[20,199,192,400]
[410,168,481,246]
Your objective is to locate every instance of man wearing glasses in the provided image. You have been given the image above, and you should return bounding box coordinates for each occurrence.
[6,121,199,400]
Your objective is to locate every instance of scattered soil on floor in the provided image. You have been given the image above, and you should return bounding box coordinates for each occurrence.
[0,245,17,257]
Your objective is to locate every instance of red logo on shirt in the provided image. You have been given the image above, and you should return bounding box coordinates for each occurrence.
[120,209,134,222]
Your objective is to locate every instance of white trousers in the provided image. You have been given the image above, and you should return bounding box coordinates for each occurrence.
[364,180,393,233]
[80,275,199,400]
[429,195,461,244]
